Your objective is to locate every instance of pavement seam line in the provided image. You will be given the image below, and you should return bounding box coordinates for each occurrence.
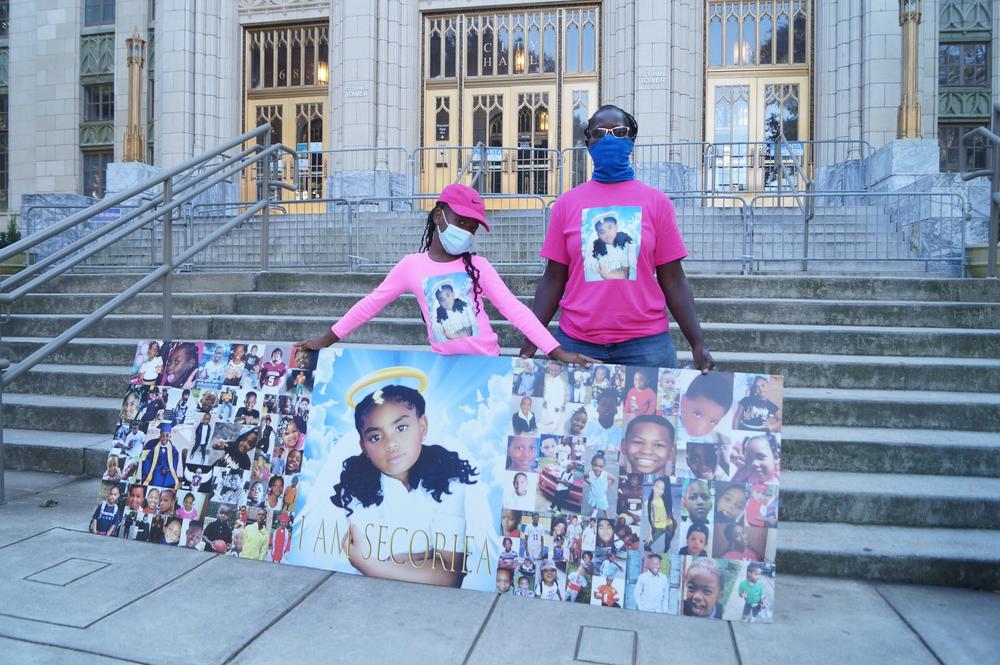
[461,593,501,665]
[872,584,946,665]
[0,631,150,664]
[727,622,744,665]
[82,548,218,629]
[220,571,334,665]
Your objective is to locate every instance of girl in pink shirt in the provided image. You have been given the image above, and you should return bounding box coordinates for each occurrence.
[296,184,594,367]
[518,105,714,372]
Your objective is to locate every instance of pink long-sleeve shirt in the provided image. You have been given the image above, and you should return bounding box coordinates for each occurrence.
[331,252,560,356]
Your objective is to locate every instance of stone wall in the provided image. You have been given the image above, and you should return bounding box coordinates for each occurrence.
[8,0,83,210]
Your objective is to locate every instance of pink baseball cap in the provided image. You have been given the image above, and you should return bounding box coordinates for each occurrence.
[436,183,490,231]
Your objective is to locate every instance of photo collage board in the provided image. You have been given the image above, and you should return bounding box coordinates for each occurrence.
[93,343,782,624]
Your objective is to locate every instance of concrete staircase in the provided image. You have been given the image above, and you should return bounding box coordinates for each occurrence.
[3,271,1000,589]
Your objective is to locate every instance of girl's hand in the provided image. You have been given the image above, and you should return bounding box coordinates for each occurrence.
[548,346,597,368]
[519,341,538,359]
[294,330,339,355]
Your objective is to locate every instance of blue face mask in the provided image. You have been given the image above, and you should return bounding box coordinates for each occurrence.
[587,134,635,183]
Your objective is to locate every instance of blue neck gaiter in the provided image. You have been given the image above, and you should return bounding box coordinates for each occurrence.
[588,135,635,183]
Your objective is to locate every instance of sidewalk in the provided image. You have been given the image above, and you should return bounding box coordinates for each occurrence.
[0,470,996,665]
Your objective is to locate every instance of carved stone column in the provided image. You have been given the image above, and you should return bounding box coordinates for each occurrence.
[897,0,922,139]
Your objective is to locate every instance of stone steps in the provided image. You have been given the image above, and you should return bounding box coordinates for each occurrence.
[776,521,1000,589]
[4,270,997,588]
[16,292,1000,329]
[42,271,1000,301]
[7,350,999,395]
[779,471,1000,529]
[781,426,1000,478]
[6,314,999,358]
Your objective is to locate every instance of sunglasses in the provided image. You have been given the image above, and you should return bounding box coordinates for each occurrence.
[587,126,632,139]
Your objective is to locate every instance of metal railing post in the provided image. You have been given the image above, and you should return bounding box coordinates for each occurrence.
[162,177,173,344]
[990,104,1000,279]
[0,358,10,506]
[0,358,7,505]
[261,130,272,271]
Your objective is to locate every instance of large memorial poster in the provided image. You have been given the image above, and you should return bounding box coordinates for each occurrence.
[94,342,782,623]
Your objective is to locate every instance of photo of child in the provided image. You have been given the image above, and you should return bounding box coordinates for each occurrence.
[746,484,779,529]
[623,367,657,416]
[714,482,749,525]
[677,371,734,446]
[506,435,538,472]
[657,368,680,417]
[130,340,164,386]
[582,449,619,519]
[722,561,774,623]
[677,479,714,556]
[584,388,624,453]
[620,414,676,478]
[329,384,479,588]
[160,341,202,389]
[513,359,543,397]
[424,274,479,342]
[511,396,538,434]
[538,361,568,435]
[731,375,783,433]
[196,343,230,389]
[581,206,641,282]
[642,476,678,554]
[682,556,735,619]
[565,555,593,603]
[731,433,781,484]
[503,470,538,511]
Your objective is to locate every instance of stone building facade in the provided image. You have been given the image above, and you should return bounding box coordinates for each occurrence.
[0,0,996,211]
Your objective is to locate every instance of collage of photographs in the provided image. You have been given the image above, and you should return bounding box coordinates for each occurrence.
[89,340,315,563]
[499,360,782,622]
[91,343,782,624]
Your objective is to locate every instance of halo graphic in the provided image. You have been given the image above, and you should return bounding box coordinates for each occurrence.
[345,366,429,408]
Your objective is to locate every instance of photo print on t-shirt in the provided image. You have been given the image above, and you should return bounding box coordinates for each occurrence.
[423,272,480,342]
[581,206,642,282]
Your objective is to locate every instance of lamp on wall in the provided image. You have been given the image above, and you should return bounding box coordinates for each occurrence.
[899,0,921,21]
[317,61,329,84]
[538,111,549,132]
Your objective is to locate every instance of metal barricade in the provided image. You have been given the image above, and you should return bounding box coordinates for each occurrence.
[184,199,352,269]
[669,194,753,275]
[347,195,549,271]
[749,191,970,274]
[414,146,561,201]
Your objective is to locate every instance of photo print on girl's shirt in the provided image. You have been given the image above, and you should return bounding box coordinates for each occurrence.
[581,206,642,282]
[423,272,480,342]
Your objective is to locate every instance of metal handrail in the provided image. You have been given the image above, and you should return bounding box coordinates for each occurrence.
[0,125,276,263]
[0,124,293,504]
[958,101,1000,278]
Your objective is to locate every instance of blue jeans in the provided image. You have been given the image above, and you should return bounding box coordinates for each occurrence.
[553,327,678,368]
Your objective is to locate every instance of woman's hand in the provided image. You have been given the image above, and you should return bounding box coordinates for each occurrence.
[691,344,715,374]
[548,346,597,368]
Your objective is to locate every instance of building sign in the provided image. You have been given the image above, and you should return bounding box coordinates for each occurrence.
[92,343,781,623]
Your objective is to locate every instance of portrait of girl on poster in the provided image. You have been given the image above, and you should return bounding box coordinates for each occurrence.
[327,383,490,588]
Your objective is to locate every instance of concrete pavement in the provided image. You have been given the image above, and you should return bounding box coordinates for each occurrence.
[0,470,997,665]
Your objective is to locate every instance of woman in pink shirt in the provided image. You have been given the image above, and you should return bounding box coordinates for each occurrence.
[519,105,714,372]
[295,184,594,367]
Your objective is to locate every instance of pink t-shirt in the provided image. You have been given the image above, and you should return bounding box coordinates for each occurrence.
[332,252,559,356]
[541,179,687,344]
